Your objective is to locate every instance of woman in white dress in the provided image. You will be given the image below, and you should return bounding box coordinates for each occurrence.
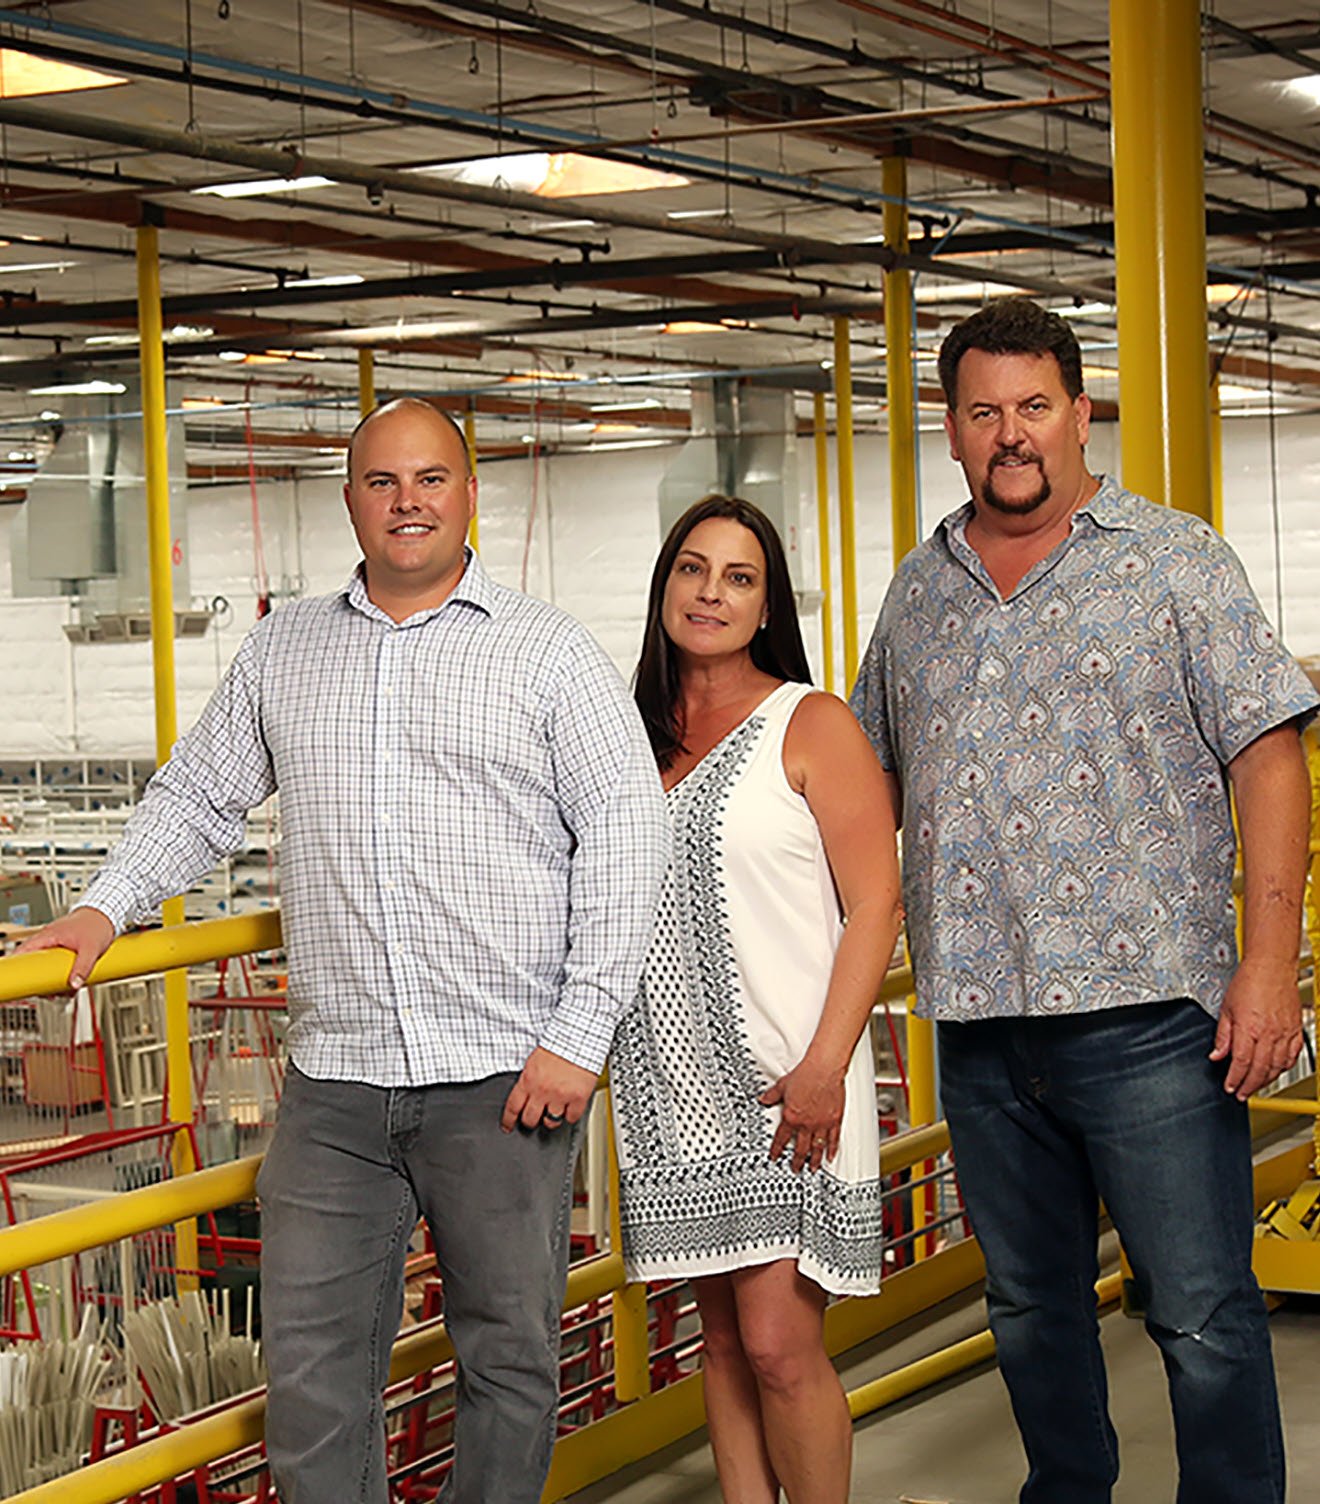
[611,495,903,1503]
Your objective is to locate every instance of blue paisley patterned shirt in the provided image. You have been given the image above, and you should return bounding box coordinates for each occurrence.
[850,476,1319,1023]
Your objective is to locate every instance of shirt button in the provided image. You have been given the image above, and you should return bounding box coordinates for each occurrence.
[381,812,391,823]
[386,881,396,891]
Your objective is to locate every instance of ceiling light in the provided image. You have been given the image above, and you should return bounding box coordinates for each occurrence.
[38,409,60,421]
[666,207,727,220]
[0,48,124,99]
[1081,364,1118,382]
[181,396,230,409]
[282,273,365,289]
[192,175,337,199]
[1057,302,1114,318]
[820,359,834,369]
[0,259,79,275]
[1206,284,1256,305]
[85,323,214,347]
[412,151,687,198]
[1283,75,1320,107]
[536,218,598,231]
[663,321,729,335]
[1216,382,1272,401]
[7,450,32,461]
[28,379,126,396]
[589,397,662,412]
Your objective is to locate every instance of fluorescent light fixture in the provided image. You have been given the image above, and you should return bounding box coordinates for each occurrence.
[181,396,230,410]
[589,397,662,412]
[192,175,336,199]
[1283,75,1320,107]
[0,259,79,275]
[282,273,365,289]
[1217,382,1272,401]
[85,323,214,347]
[1206,283,1256,305]
[412,151,687,198]
[29,379,126,396]
[667,207,727,220]
[0,49,124,99]
[38,409,60,421]
[7,450,32,461]
[1081,364,1118,382]
[1057,301,1115,318]
[535,218,598,231]
[663,320,729,334]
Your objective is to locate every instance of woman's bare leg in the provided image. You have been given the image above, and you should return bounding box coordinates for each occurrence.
[692,1274,779,1504]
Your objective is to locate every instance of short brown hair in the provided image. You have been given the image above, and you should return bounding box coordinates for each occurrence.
[938,298,1084,410]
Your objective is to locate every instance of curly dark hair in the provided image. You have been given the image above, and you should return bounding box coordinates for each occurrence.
[938,298,1084,409]
[634,494,811,771]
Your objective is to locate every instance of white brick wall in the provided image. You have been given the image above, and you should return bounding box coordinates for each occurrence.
[0,413,1314,757]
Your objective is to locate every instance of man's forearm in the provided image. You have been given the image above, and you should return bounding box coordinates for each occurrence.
[1230,723,1312,962]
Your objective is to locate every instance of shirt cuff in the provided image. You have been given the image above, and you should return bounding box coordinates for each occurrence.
[536,998,617,1076]
[75,872,146,935]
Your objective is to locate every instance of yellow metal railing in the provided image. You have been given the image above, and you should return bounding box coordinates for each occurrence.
[2,914,1315,1500]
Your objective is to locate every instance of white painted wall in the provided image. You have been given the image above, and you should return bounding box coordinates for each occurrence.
[0,411,1315,757]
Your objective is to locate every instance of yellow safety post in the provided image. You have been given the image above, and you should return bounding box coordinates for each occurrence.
[357,347,375,415]
[884,156,919,567]
[464,406,480,550]
[812,391,835,694]
[603,1083,650,1402]
[881,158,937,1254]
[1109,0,1212,519]
[832,317,859,685]
[136,222,198,1292]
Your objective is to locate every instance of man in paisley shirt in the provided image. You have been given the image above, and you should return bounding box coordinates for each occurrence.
[851,299,1318,1504]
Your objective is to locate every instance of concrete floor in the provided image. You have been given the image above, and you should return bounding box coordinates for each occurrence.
[569,1289,1320,1504]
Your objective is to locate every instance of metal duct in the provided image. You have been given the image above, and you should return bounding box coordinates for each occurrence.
[658,378,806,590]
[11,386,202,642]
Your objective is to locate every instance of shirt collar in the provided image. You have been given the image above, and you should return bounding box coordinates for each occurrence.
[939,472,1133,554]
[338,547,496,626]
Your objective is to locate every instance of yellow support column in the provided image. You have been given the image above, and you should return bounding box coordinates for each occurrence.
[1110,0,1212,519]
[464,407,480,551]
[883,157,937,1254]
[604,1084,650,1403]
[812,391,835,695]
[357,348,375,415]
[884,157,919,566]
[832,317,859,686]
[136,222,198,1291]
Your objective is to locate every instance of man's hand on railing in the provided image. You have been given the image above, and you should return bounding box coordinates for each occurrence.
[15,905,116,990]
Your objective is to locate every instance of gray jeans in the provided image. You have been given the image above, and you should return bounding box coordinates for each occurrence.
[256,1065,582,1504]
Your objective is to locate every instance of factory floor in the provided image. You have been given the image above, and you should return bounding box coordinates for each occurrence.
[568,1282,1320,1504]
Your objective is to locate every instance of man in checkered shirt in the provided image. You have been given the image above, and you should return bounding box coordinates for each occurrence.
[24,398,668,1504]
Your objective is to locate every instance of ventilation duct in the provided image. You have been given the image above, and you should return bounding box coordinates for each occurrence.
[658,378,807,593]
[10,384,208,642]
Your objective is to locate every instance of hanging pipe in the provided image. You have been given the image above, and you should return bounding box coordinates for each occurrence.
[832,317,860,687]
[1110,0,1212,518]
[812,391,835,695]
[136,221,198,1292]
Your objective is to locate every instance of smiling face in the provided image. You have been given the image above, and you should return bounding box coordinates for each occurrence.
[661,515,768,663]
[945,348,1092,523]
[343,401,477,620]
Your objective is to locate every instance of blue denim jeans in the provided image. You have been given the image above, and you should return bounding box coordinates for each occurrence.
[257,1066,582,1504]
[939,1001,1284,1504]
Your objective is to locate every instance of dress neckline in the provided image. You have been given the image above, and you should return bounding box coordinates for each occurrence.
[662,680,798,795]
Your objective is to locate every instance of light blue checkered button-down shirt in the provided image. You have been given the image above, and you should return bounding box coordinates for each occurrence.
[82,552,669,1085]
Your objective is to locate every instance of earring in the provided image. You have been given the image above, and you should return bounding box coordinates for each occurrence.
[758,619,768,631]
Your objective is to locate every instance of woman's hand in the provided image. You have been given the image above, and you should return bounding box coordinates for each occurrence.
[761,1061,845,1173]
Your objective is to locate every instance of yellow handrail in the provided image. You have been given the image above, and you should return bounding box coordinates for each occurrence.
[0,911,283,1005]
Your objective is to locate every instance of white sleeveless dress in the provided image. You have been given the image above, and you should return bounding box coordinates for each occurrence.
[610,682,884,1295]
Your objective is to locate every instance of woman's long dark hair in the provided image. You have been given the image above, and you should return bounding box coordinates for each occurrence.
[635,493,812,771]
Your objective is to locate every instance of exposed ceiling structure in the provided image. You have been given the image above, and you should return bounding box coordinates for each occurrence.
[0,1,1317,489]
